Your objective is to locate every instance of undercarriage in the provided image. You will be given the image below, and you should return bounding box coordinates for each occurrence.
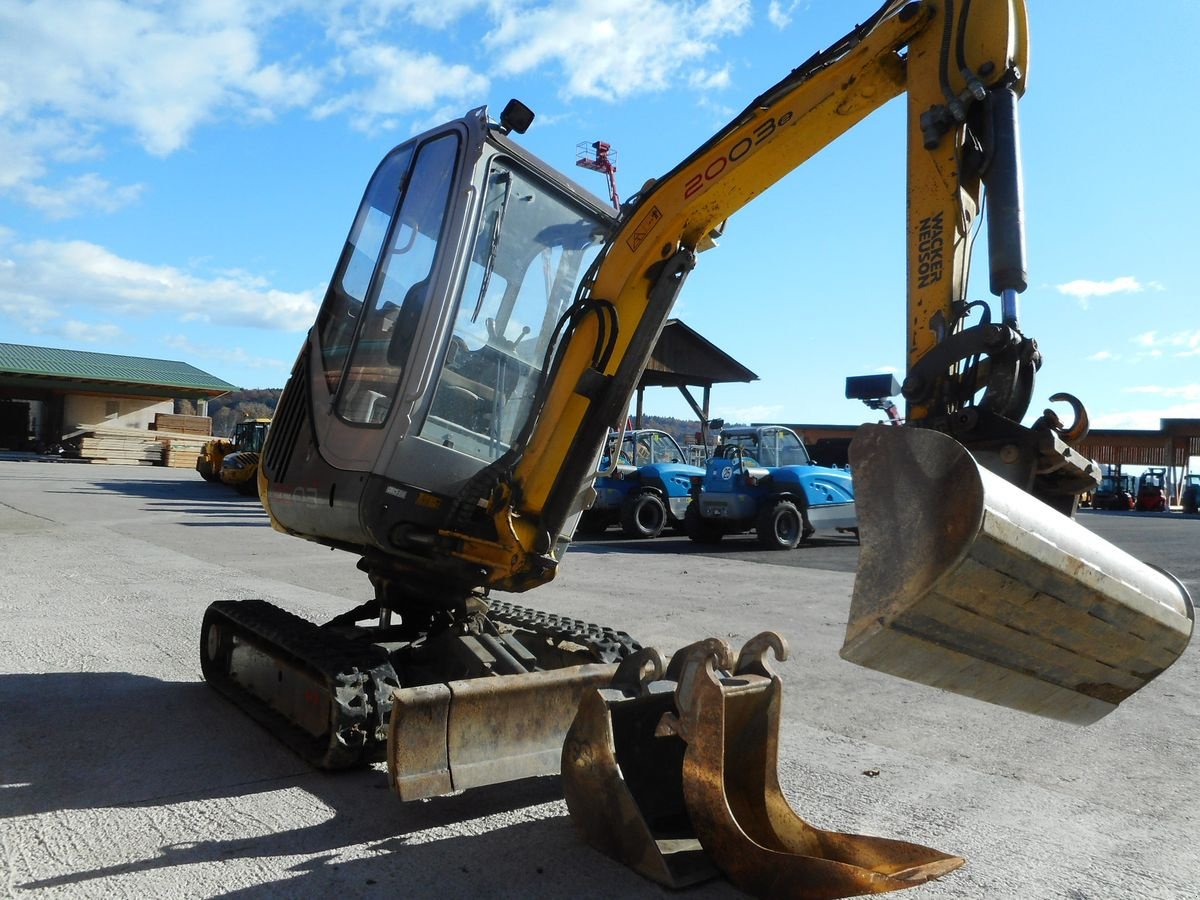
[200,563,640,785]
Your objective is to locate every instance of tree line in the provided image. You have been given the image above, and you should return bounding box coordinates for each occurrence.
[176,390,281,437]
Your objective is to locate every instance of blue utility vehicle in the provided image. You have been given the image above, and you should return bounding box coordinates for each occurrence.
[579,429,704,538]
[686,424,855,549]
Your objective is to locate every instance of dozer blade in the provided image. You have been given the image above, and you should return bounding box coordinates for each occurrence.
[562,633,963,899]
[388,663,619,800]
[843,425,1194,723]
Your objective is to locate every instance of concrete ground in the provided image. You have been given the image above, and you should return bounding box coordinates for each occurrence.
[1,458,1197,899]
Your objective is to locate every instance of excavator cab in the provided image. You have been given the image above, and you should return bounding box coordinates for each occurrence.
[261,108,614,576]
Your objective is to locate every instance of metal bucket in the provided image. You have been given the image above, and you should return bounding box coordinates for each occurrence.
[842,424,1194,724]
[563,635,965,898]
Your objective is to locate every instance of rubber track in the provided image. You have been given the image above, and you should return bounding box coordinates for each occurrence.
[201,599,397,769]
[488,599,642,664]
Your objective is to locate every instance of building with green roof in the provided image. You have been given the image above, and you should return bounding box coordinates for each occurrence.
[0,343,236,449]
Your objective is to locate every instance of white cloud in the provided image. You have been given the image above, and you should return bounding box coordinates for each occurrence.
[61,320,124,343]
[1086,350,1117,361]
[1091,400,1200,430]
[1053,275,1164,310]
[1,0,758,213]
[768,1,802,29]
[1126,329,1200,359]
[162,334,288,371]
[326,0,488,33]
[1121,384,1200,401]
[1,2,320,153]
[17,174,145,219]
[719,403,784,422]
[313,45,489,132]
[1145,330,1200,357]
[0,238,320,333]
[486,0,752,100]
[689,67,733,91]
[1133,330,1156,347]
[0,0,319,208]
[1055,276,1147,299]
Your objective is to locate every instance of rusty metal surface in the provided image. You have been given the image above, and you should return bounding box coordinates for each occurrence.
[562,648,720,889]
[844,424,1194,723]
[563,634,963,898]
[388,683,453,800]
[388,663,617,801]
[670,635,963,899]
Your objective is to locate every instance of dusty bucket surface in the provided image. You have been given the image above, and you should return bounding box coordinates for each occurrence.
[388,662,618,800]
[843,424,1193,724]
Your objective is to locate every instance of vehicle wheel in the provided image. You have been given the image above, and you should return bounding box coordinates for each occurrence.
[684,503,724,544]
[576,510,609,536]
[621,491,667,538]
[236,476,259,497]
[197,459,218,482]
[756,500,803,550]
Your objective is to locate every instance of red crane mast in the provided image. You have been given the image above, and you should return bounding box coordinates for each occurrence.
[575,140,619,211]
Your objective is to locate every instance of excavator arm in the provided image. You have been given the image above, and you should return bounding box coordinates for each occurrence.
[457,0,1035,586]
[442,0,1189,724]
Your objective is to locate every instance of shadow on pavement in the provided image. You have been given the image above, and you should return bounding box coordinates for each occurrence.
[570,533,861,575]
[207,815,738,900]
[45,478,270,521]
[3,670,589,894]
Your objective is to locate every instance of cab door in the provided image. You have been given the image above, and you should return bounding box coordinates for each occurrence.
[309,126,471,470]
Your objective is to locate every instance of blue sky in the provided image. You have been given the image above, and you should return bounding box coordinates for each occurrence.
[2,0,1197,433]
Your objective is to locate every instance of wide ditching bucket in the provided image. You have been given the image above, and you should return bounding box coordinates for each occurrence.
[562,633,964,899]
[843,424,1193,724]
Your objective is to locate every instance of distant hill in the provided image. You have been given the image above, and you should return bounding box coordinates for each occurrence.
[636,414,705,447]
[177,389,281,437]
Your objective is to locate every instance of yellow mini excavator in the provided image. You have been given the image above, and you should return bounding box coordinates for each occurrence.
[200,1,1193,895]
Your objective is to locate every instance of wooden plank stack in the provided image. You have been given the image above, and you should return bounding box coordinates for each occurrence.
[162,435,213,469]
[154,412,215,468]
[66,416,215,468]
[68,425,164,465]
[151,413,213,436]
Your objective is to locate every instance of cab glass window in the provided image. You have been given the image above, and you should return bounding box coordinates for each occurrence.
[315,145,414,393]
[419,158,607,461]
[651,432,682,464]
[776,429,811,466]
[336,132,460,425]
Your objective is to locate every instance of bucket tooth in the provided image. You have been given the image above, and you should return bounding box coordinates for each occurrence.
[562,635,962,898]
[843,425,1194,724]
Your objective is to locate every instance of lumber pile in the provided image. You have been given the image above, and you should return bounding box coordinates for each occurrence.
[67,425,164,465]
[151,413,212,436]
[154,412,213,467]
[162,436,211,469]
[66,422,214,468]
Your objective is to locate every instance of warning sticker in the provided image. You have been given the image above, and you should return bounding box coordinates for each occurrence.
[625,206,663,253]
